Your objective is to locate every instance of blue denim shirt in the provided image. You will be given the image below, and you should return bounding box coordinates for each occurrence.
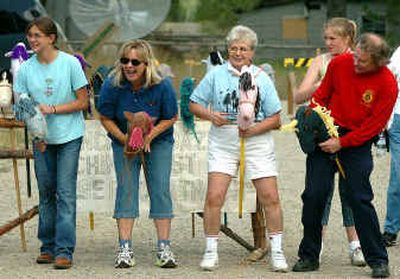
[190,63,281,121]
[98,77,178,144]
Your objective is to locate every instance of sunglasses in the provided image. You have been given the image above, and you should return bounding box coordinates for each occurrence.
[120,57,143,66]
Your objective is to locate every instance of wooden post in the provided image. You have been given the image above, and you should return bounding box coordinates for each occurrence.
[196,212,255,251]
[89,211,94,231]
[241,196,269,263]
[251,198,266,249]
[82,22,116,58]
[0,118,25,128]
[191,212,195,238]
[0,206,38,236]
[24,127,32,197]
[287,67,297,116]
[10,127,27,251]
[0,149,33,159]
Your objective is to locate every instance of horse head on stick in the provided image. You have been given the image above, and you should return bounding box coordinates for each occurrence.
[4,42,33,103]
[0,70,13,117]
[237,66,259,130]
[123,111,155,158]
[201,50,224,73]
[4,42,33,79]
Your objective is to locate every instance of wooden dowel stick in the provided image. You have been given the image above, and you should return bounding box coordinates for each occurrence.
[10,128,27,251]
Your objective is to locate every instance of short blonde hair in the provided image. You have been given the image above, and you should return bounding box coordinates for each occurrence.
[110,39,161,88]
[226,25,258,49]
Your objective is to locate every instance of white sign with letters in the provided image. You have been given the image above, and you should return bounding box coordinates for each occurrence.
[77,120,256,214]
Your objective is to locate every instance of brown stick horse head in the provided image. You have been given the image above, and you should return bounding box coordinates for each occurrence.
[123,111,154,158]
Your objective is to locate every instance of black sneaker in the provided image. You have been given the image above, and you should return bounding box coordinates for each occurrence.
[292,259,319,272]
[382,232,397,247]
[371,263,390,278]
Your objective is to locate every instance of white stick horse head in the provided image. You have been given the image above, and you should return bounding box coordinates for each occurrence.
[4,42,33,101]
[237,66,258,130]
[201,50,224,73]
[0,71,12,110]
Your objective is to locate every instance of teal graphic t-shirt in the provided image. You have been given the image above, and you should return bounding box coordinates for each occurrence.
[190,63,281,121]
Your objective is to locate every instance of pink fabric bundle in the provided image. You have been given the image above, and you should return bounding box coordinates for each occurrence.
[237,66,258,130]
[128,126,152,150]
[124,111,154,157]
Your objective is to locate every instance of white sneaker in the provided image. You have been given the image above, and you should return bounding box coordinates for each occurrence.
[115,244,135,268]
[270,250,288,272]
[200,250,218,271]
[350,247,366,267]
[156,243,177,268]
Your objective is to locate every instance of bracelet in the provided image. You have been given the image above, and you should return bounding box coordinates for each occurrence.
[52,105,56,114]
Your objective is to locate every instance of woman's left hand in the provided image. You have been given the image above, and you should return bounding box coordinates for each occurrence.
[35,141,47,153]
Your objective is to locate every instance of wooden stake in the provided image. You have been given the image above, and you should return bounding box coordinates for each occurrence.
[0,118,25,128]
[239,137,245,218]
[0,149,33,159]
[89,211,94,231]
[196,212,255,251]
[251,198,267,249]
[10,127,27,251]
[287,70,296,116]
[0,205,38,236]
[191,212,195,238]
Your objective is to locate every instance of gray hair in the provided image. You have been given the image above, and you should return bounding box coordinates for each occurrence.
[357,33,390,66]
[110,39,161,88]
[226,25,258,49]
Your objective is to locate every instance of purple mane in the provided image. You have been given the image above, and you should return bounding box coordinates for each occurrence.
[73,54,87,70]
[11,43,29,60]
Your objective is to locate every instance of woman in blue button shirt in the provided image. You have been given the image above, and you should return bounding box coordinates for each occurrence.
[98,40,178,269]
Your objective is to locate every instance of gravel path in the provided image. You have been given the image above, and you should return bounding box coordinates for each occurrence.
[0,109,398,278]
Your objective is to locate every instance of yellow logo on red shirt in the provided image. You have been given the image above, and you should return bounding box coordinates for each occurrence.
[362,89,374,104]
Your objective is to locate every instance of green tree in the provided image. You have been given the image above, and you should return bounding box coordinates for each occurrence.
[385,0,400,46]
[167,0,262,33]
[327,0,347,18]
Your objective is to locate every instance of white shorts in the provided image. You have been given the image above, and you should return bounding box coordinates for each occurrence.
[208,124,278,179]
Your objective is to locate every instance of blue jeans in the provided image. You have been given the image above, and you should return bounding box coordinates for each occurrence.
[33,137,83,260]
[384,114,400,234]
[112,139,174,219]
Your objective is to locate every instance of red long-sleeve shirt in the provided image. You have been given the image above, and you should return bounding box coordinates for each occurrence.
[311,53,398,148]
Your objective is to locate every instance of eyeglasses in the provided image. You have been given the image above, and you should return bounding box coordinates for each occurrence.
[120,57,143,66]
[26,32,46,40]
[228,46,251,54]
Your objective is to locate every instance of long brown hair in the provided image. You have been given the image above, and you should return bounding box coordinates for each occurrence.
[26,16,58,45]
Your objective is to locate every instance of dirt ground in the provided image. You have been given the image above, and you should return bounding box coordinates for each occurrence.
[0,108,399,279]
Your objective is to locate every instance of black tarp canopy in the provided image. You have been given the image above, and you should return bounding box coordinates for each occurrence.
[0,0,43,71]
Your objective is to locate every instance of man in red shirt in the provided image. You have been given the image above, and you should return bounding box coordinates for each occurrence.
[292,33,398,278]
